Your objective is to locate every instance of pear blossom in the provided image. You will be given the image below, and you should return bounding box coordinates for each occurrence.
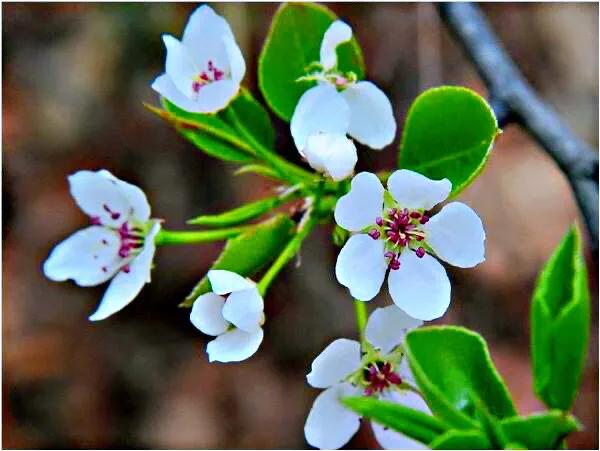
[290,20,396,181]
[190,270,264,363]
[43,170,161,321]
[152,5,246,114]
[334,170,486,321]
[304,306,428,449]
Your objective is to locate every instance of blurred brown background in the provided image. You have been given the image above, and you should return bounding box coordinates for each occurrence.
[2,2,598,449]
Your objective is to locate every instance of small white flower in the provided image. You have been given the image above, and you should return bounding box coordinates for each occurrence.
[43,170,161,321]
[190,270,264,363]
[290,20,396,181]
[334,170,486,321]
[304,306,427,450]
[152,5,246,114]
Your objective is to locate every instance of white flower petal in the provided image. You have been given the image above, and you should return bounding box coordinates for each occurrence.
[319,20,352,70]
[221,287,264,333]
[336,234,387,301]
[207,270,254,295]
[397,357,417,386]
[388,251,450,321]
[181,4,234,71]
[291,85,350,152]
[163,35,197,98]
[98,170,151,223]
[387,169,451,211]
[223,35,245,84]
[371,390,430,450]
[88,223,160,321]
[341,81,396,149]
[43,226,121,287]
[206,327,263,363]
[365,305,422,354]
[189,292,229,336]
[304,383,361,450]
[152,74,202,112]
[424,202,486,268]
[334,172,384,232]
[304,133,357,182]
[68,170,130,228]
[307,338,361,389]
[194,79,239,113]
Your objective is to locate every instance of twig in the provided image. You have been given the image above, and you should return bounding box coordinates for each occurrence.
[438,3,598,252]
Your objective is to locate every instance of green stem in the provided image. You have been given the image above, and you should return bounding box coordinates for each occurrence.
[354,299,368,343]
[257,213,318,295]
[155,226,250,246]
[223,104,315,185]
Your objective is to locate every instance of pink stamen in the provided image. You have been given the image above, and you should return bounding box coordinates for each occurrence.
[368,229,381,240]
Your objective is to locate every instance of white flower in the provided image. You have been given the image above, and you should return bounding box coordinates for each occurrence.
[152,5,246,114]
[334,170,486,321]
[290,21,396,181]
[304,306,427,450]
[43,170,161,321]
[190,270,264,363]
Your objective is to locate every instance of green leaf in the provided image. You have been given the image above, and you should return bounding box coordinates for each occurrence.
[471,393,510,449]
[429,430,490,450]
[342,396,448,446]
[188,196,290,227]
[258,2,364,121]
[153,99,255,164]
[405,326,516,429]
[531,225,590,410]
[399,86,499,196]
[234,164,281,180]
[500,411,581,449]
[181,214,295,307]
[227,88,276,151]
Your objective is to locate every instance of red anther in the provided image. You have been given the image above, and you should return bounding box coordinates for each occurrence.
[368,229,381,240]
[200,72,210,81]
[390,259,401,270]
[387,372,402,385]
[398,237,409,247]
[410,211,421,219]
[384,251,396,259]
[122,264,131,274]
[390,221,400,231]
[402,208,409,215]
[90,216,102,226]
[208,60,214,70]
[415,247,426,258]
[375,217,384,226]
[389,208,398,216]
[213,68,224,80]
[398,214,410,225]
[420,215,430,224]
[415,235,424,242]
[103,204,121,220]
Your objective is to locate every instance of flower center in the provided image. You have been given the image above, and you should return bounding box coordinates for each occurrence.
[367,207,430,270]
[362,361,402,396]
[191,60,225,94]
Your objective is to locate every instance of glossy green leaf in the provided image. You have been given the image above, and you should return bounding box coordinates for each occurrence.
[343,396,448,446]
[429,430,490,450]
[181,214,295,307]
[188,195,292,227]
[258,2,364,121]
[227,88,276,151]
[531,225,590,410]
[154,99,255,163]
[234,164,281,180]
[500,411,581,449]
[405,326,516,429]
[399,86,499,196]
[471,393,510,449]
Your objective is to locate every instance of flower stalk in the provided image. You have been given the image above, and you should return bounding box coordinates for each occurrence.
[257,211,318,296]
[155,226,251,246]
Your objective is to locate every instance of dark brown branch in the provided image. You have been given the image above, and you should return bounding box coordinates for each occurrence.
[438,2,598,252]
